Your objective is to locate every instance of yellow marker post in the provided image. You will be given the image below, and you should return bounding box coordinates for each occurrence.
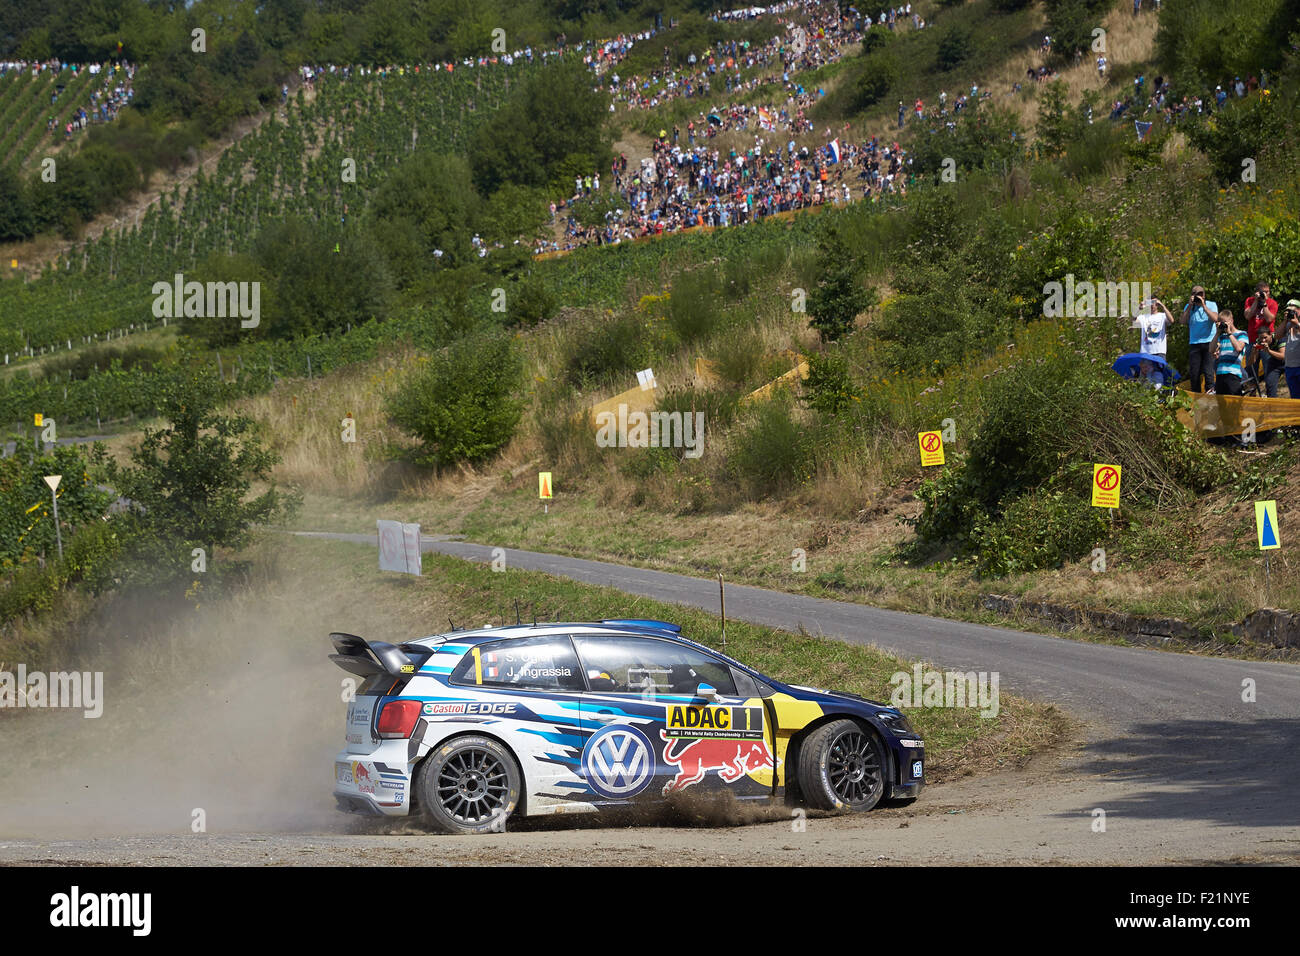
[918,431,944,467]
[1256,499,1281,604]
[1255,500,1280,550]
[34,413,43,427]
[539,471,552,514]
[1091,464,1122,509]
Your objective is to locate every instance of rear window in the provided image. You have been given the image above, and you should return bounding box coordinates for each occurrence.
[449,636,583,692]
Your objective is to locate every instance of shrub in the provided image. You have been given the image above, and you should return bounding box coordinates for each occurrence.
[104,369,294,582]
[725,391,813,498]
[855,54,899,110]
[936,26,974,72]
[390,331,525,468]
[561,311,658,389]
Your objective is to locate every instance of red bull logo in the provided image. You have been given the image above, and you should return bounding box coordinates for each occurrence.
[660,729,779,794]
[352,762,375,794]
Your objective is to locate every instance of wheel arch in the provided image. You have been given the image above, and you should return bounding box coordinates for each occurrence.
[410,728,530,818]
[783,712,894,804]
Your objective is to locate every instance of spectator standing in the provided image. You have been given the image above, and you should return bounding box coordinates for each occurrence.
[1133,297,1174,357]
[1180,285,1220,392]
[1279,300,1300,399]
[1245,280,1280,394]
[1210,310,1249,396]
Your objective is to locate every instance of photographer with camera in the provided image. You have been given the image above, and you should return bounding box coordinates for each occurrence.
[1210,309,1249,396]
[1245,280,1281,395]
[1179,285,1220,392]
[1270,300,1300,399]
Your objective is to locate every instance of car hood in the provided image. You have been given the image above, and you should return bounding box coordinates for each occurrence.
[780,682,896,715]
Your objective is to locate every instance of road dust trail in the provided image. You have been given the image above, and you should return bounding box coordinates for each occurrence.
[0,580,349,839]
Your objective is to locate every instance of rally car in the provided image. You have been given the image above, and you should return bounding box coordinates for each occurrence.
[330,619,924,833]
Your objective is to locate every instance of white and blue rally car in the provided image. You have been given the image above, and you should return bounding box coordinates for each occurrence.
[330,619,925,833]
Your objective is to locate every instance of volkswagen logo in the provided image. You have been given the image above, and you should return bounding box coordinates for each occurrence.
[581,725,654,799]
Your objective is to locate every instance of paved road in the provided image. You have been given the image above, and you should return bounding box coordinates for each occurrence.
[292,532,1300,859]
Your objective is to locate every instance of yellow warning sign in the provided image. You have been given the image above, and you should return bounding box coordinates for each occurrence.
[1091,463,1122,508]
[918,431,944,467]
[1255,500,1280,551]
[34,413,43,427]
[538,472,553,500]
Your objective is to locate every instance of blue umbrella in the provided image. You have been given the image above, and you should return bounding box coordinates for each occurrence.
[1112,352,1180,385]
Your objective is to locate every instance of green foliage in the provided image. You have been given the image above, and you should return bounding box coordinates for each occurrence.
[104,369,293,582]
[1185,91,1292,184]
[1154,0,1295,92]
[909,102,1025,176]
[39,344,168,383]
[1178,216,1300,311]
[1035,81,1074,155]
[469,59,610,195]
[368,153,481,285]
[0,440,114,568]
[802,347,857,416]
[854,52,899,110]
[906,350,1223,574]
[560,310,659,390]
[666,267,724,344]
[936,26,974,72]
[1044,0,1116,60]
[0,520,126,625]
[725,391,812,498]
[389,331,524,468]
[969,488,1111,576]
[808,227,875,342]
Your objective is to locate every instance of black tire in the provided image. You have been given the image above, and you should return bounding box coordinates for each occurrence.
[414,735,522,834]
[796,719,886,813]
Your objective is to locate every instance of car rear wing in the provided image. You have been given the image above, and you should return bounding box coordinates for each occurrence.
[329,632,418,679]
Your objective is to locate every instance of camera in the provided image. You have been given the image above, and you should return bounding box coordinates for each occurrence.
[1217,321,1229,335]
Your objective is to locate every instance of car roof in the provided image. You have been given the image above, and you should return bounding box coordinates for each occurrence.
[409,620,762,678]
[413,620,681,647]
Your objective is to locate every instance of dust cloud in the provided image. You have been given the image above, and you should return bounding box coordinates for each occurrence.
[0,576,351,839]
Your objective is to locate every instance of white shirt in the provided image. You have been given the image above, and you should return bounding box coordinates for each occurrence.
[1133,312,1167,355]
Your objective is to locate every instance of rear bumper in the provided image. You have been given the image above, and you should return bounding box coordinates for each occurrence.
[333,748,413,817]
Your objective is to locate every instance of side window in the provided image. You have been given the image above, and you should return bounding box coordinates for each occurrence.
[573,636,737,696]
[449,636,583,691]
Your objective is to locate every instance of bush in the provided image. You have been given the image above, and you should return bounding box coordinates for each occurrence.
[666,267,724,344]
[726,391,813,498]
[803,348,858,416]
[971,488,1111,576]
[855,53,899,110]
[104,369,294,583]
[936,26,974,72]
[389,331,525,468]
[561,311,658,389]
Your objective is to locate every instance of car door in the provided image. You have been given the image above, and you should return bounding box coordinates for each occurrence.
[574,635,772,803]
[444,634,587,808]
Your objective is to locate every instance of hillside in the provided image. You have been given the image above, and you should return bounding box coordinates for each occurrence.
[0,0,1298,654]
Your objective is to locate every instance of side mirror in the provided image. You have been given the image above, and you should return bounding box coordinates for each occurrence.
[696,683,720,702]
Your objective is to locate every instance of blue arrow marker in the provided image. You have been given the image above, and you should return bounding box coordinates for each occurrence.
[1262,510,1278,548]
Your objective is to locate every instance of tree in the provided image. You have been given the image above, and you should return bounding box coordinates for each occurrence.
[388,331,524,468]
[808,228,874,342]
[105,370,295,582]
[368,153,481,288]
[469,58,611,194]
